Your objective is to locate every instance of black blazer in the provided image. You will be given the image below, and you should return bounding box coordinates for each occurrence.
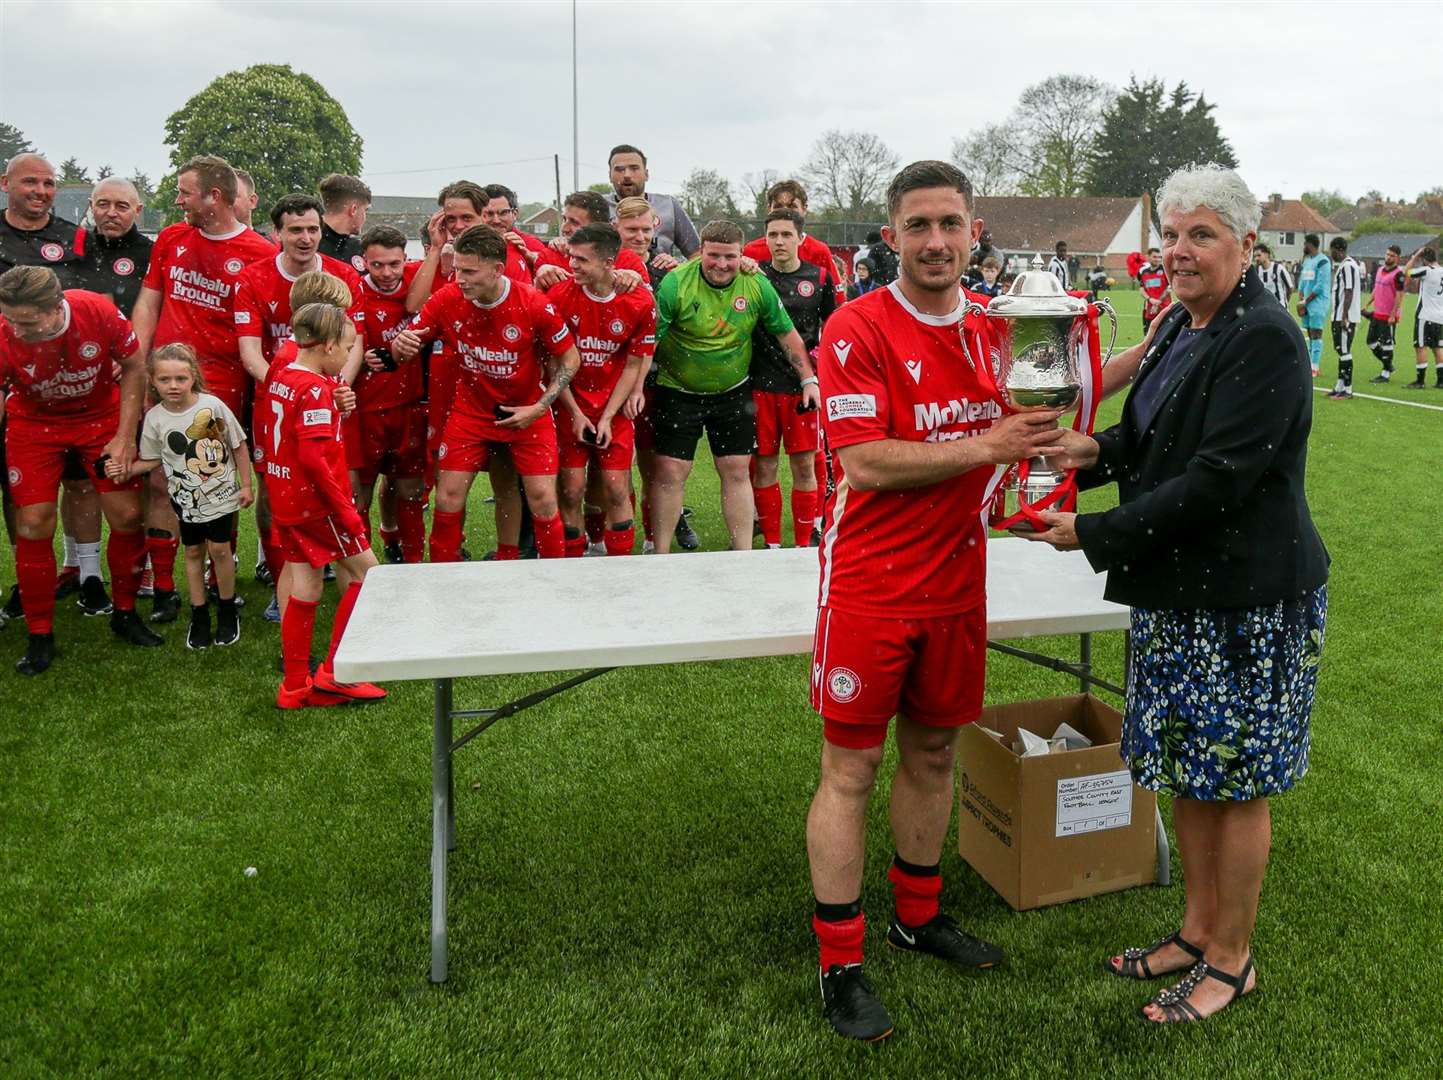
[1075,268,1329,610]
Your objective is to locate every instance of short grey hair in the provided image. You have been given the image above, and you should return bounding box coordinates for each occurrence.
[1156,164,1261,241]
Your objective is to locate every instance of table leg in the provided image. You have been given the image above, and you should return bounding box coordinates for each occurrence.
[431,677,453,984]
[1078,632,1093,694]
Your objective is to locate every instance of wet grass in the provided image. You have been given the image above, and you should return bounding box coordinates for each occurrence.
[1,290,1439,1077]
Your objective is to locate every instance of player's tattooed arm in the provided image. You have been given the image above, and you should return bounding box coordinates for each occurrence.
[537,348,580,409]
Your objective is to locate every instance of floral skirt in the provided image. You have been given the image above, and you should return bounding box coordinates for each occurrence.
[1122,586,1327,801]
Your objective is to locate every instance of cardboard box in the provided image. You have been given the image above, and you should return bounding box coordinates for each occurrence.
[956,694,1157,911]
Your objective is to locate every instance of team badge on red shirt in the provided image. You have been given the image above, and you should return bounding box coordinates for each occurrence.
[79,342,100,359]
[112,258,135,276]
[40,243,64,262]
[224,257,244,274]
[503,324,521,342]
[732,297,749,313]
[798,281,816,298]
[351,255,366,273]
[7,466,21,487]
[609,319,626,335]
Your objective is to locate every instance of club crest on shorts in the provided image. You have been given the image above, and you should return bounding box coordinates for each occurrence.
[798,280,816,298]
[609,319,625,335]
[224,258,244,275]
[7,466,20,487]
[732,296,749,313]
[112,257,135,276]
[503,324,521,342]
[827,666,861,703]
[40,242,65,262]
[79,341,100,359]
[437,442,448,459]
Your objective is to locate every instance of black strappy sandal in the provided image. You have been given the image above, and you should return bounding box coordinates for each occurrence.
[1141,956,1255,1024]
[1105,931,1205,980]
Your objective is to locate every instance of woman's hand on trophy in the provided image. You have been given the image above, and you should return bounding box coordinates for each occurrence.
[1036,428,1099,471]
[1014,511,1081,550]
[1141,302,1174,350]
[982,409,1065,465]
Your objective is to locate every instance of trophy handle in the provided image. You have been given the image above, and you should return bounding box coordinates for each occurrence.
[956,299,990,377]
[1094,297,1119,366]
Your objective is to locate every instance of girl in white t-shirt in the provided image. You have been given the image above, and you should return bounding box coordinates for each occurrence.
[113,344,253,649]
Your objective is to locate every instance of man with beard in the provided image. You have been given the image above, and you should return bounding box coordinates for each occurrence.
[604,144,699,257]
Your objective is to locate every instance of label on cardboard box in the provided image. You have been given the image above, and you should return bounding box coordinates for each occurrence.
[1056,771,1133,837]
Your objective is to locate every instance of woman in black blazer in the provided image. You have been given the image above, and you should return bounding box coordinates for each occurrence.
[1024,165,1328,1025]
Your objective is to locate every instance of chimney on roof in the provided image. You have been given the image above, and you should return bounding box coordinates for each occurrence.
[1269,194,1283,212]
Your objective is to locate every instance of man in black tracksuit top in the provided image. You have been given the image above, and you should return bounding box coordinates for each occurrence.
[750,208,834,548]
[76,178,153,317]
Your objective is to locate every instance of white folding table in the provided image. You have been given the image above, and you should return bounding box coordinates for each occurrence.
[334,540,1153,983]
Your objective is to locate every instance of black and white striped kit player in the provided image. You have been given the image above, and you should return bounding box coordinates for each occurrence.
[1406,258,1443,388]
[1259,262,1294,307]
[1328,254,1363,396]
[1047,253,1070,290]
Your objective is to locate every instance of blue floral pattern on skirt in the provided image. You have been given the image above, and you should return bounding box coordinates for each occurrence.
[1122,586,1326,800]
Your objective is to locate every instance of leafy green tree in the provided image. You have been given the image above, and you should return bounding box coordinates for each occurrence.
[1301,189,1350,218]
[59,157,91,184]
[128,171,155,202]
[1085,78,1237,202]
[1352,217,1436,237]
[154,63,362,223]
[678,167,739,223]
[0,122,36,164]
[1013,75,1111,198]
[587,182,612,196]
[96,164,114,180]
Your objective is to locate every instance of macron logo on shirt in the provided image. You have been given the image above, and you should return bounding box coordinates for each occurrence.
[832,339,852,367]
[904,358,923,384]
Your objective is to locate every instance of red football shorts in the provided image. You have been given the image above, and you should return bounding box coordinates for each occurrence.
[753,389,818,456]
[199,360,248,422]
[557,412,635,471]
[344,404,427,483]
[437,406,558,477]
[4,412,140,506]
[271,513,368,568]
[810,603,987,749]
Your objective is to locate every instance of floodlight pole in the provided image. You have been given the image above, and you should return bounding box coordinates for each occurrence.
[571,0,580,193]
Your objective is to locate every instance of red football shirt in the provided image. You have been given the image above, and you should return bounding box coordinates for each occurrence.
[356,262,425,412]
[426,243,536,296]
[0,290,137,422]
[234,253,364,364]
[545,278,656,416]
[263,359,352,524]
[409,278,573,417]
[1138,264,1169,319]
[143,223,275,371]
[744,233,846,304]
[816,282,1000,618]
[251,339,298,466]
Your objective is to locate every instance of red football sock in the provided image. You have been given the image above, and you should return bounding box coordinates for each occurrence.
[429,509,463,563]
[106,529,146,612]
[754,483,782,546]
[888,861,942,928]
[564,532,587,558]
[379,524,400,547]
[495,543,520,561]
[281,595,318,691]
[147,531,179,591]
[604,523,634,556]
[533,512,564,559]
[791,487,818,547]
[14,536,57,635]
[322,581,362,676]
[813,912,866,970]
[583,507,605,545]
[261,529,285,585]
[397,498,427,564]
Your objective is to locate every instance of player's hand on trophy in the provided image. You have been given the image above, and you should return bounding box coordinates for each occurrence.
[1036,427,1099,471]
[980,409,1064,465]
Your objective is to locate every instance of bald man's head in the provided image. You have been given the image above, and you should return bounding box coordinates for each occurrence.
[90,178,144,238]
[1,154,57,227]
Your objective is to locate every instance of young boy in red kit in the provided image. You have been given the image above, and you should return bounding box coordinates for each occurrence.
[263,301,385,709]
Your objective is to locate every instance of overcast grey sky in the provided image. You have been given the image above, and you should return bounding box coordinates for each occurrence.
[3,0,1440,208]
